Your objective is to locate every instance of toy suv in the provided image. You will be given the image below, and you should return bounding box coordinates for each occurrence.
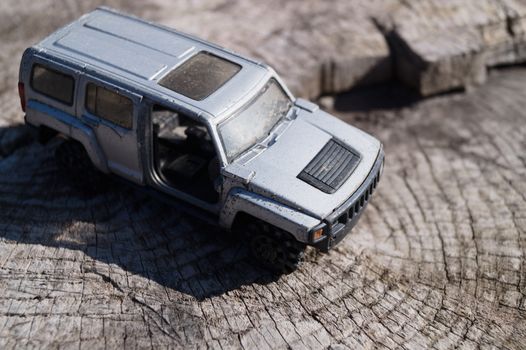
[18,7,384,273]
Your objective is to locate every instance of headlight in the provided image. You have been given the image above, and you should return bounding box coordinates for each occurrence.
[309,223,327,243]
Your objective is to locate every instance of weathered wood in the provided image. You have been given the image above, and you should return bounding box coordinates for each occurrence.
[144,0,396,98]
[151,0,526,97]
[0,1,525,349]
[376,0,526,96]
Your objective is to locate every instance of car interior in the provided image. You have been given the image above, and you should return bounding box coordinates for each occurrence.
[152,105,220,203]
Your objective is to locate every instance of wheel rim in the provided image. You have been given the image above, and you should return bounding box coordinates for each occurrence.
[251,234,288,267]
[251,235,274,262]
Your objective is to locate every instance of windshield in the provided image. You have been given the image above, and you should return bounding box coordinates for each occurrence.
[218,79,292,161]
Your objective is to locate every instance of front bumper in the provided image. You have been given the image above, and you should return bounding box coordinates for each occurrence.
[314,146,384,252]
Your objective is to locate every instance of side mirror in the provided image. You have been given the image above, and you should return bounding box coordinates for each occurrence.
[294,98,319,113]
[221,163,256,186]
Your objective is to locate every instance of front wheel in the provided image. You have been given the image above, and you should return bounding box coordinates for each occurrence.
[246,220,305,274]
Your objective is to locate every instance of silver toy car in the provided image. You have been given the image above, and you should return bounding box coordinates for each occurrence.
[18,7,384,273]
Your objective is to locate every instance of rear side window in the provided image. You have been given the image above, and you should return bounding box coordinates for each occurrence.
[31,64,75,105]
[86,83,133,129]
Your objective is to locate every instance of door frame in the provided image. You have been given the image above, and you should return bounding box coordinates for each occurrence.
[146,101,223,214]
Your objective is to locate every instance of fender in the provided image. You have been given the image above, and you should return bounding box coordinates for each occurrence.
[26,100,109,173]
[220,187,321,243]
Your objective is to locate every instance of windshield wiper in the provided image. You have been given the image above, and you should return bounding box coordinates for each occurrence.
[260,132,278,147]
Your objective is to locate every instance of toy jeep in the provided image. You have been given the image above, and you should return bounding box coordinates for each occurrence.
[18,8,384,273]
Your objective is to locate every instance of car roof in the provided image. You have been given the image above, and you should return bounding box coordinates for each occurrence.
[33,7,271,121]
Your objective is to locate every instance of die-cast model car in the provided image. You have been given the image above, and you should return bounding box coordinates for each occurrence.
[18,7,384,273]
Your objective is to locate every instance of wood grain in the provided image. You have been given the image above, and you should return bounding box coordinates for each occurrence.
[0,1,525,348]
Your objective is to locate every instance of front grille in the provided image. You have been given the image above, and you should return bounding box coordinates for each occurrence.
[313,147,384,252]
[337,165,380,225]
[298,139,361,193]
[328,152,383,230]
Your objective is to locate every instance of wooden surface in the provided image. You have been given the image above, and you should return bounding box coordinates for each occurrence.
[376,0,526,96]
[0,1,525,349]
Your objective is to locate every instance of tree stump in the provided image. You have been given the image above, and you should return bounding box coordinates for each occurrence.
[0,1,525,348]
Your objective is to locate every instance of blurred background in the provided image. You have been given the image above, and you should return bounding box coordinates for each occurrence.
[3,0,526,116]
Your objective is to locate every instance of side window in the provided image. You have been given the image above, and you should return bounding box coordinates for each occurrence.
[85,83,133,129]
[31,64,75,105]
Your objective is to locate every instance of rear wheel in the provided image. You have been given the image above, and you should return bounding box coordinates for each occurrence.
[55,140,92,171]
[244,219,305,274]
[55,140,107,192]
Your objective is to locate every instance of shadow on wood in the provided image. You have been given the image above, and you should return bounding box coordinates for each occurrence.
[330,82,421,112]
[0,125,279,300]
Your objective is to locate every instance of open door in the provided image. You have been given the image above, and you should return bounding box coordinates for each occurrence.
[151,105,220,204]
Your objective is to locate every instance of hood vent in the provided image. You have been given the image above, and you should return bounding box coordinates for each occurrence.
[298,139,361,194]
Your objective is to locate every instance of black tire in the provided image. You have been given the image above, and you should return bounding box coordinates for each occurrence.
[55,141,107,193]
[55,140,92,171]
[245,219,305,274]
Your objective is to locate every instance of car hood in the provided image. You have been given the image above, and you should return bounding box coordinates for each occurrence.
[224,107,382,219]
